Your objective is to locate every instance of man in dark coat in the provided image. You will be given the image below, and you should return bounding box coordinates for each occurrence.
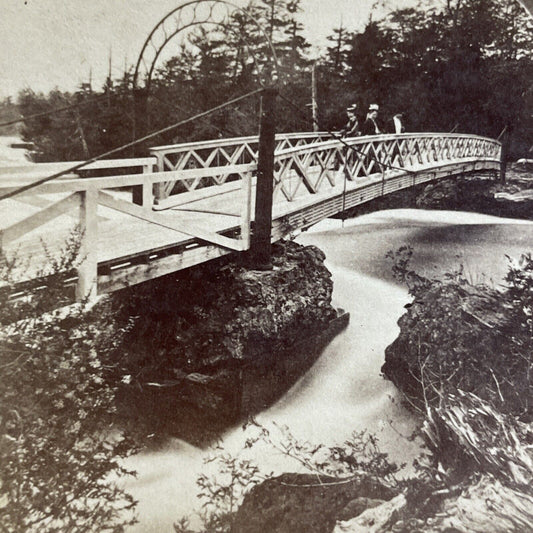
[341,103,361,137]
[361,104,382,136]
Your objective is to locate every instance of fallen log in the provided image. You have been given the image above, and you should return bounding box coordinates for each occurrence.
[422,390,533,487]
[426,475,533,533]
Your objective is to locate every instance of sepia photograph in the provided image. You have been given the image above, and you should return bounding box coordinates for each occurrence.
[0,0,532,531]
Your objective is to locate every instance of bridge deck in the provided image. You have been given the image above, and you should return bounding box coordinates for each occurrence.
[1,159,497,295]
[0,133,501,297]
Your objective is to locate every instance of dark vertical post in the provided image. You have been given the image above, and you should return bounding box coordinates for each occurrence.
[250,87,277,269]
[133,87,149,205]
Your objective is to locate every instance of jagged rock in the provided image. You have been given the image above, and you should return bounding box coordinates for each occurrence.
[416,179,459,209]
[416,175,533,220]
[337,497,386,521]
[333,494,407,533]
[107,240,340,442]
[112,239,336,371]
[231,473,396,533]
[381,279,530,417]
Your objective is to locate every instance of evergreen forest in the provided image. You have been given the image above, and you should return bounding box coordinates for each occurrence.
[1,0,531,161]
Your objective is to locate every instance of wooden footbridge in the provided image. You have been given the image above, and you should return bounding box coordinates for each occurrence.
[0,131,501,300]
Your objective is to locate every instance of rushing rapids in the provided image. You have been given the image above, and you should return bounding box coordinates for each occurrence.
[123,206,533,532]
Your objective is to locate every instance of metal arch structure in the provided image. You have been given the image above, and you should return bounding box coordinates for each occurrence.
[132,0,279,91]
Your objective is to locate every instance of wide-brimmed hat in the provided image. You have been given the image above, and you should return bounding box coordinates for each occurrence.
[369,103,379,111]
[347,104,357,111]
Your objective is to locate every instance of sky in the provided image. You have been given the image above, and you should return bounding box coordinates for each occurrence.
[0,0,416,99]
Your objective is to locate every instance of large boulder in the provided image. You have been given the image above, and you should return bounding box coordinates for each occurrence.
[112,239,337,371]
[231,473,396,533]
[381,279,531,418]
[107,240,340,442]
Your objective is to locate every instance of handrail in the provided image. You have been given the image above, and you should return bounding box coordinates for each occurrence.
[0,163,256,194]
[274,133,502,158]
[150,132,330,153]
[269,133,501,202]
[0,133,501,196]
[150,131,500,156]
[0,157,156,179]
[149,131,333,202]
[0,165,255,299]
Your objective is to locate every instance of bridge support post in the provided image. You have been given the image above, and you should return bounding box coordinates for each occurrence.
[76,189,98,302]
[137,163,154,212]
[250,87,277,269]
[240,172,253,249]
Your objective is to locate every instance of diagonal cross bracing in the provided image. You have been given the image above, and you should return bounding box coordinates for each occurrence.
[98,191,244,251]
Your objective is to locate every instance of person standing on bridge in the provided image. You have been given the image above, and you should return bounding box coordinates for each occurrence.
[390,113,405,134]
[341,104,361,137]
[389,113,405,166]
[361,104,382,136]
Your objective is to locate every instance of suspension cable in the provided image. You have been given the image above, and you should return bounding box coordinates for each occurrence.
[0,87,264,202]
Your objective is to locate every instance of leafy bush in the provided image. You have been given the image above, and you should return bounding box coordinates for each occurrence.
[0,236,137,532]
[175,421,401,533]
[0,230,82,326]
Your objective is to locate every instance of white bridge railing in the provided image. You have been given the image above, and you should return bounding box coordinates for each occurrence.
[0,159,255,299]
[149,132,501,204]
[272,133,501,201]
[150,132,331,202]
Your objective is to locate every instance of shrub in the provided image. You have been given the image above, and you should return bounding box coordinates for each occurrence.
[175,421,401,533]
[0,234,137,532]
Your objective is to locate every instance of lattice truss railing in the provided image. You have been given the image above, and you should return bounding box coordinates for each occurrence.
[272,133,501,202]
[149,132,500,203]
[150,132,330,200]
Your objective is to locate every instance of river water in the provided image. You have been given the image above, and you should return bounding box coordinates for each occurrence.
[124,208,533,532]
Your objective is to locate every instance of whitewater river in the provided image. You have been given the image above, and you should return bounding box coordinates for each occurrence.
[124,208,533,532]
